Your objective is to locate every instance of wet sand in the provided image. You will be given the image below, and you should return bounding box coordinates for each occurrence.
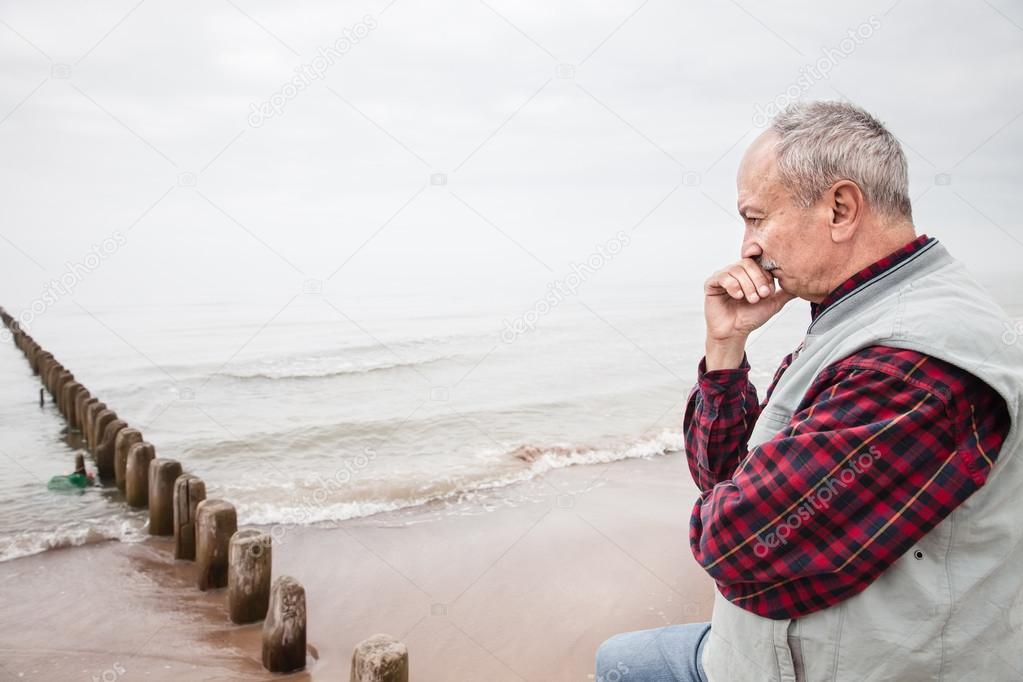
[0,453,714,681]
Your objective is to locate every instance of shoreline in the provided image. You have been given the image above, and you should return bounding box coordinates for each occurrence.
[0,452,714,680]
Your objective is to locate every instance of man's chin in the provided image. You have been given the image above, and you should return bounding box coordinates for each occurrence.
[772,271,800,297]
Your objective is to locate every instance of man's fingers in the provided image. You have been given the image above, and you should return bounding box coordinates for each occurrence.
[705,272,742,299]
[726,264,762,303]
[720,273,745,299]
[706,260,786,305]
[737,259,774,298]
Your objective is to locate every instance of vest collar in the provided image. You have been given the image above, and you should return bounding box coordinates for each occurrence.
[806,238,952,336]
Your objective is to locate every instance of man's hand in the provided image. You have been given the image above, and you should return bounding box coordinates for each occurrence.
[703,258,796,370]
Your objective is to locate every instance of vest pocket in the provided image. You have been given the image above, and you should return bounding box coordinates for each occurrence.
[786,601,847,682]
[787,619,807,682]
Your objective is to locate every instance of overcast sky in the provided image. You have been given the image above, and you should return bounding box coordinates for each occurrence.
[2,0,1022,315]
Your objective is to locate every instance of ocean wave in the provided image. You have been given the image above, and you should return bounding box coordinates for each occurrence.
[210,330,498,381]
[226,429,685,527]
[219,352,456,380]
[509,431,685,470]
[0,519,145,563]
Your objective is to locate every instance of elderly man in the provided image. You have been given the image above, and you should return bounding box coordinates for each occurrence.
[596,101,1022,681]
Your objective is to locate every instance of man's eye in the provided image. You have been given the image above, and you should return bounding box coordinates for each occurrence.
[746,216,763,225]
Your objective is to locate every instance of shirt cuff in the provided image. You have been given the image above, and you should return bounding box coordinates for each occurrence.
[697,353,751,399]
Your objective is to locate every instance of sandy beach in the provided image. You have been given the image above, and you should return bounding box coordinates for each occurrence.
[0,452,714,681]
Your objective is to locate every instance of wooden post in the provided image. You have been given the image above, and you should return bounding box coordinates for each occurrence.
[125,442,156,508]
[36,353,53,384]
[74,453,86,475]
[228,529,272,624]
[114,428,143,491]
[38,387,43,408]
[59,380,79,420]
[65,384,85,429]
[148,459,182,535]
[28,347,43,375]
[83,402,106,451]
[53,370,72,405]
[77,396,97,436]
[195,499,237,590]
[350,634,409,682]
[95,419,127,481]
[173,474,206,560]
[262,576,306,673]
[58,380,70,416]
[46,365,62,396]
[90,409,117,456]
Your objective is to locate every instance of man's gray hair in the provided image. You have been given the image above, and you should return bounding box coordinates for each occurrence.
[770,101,912,219]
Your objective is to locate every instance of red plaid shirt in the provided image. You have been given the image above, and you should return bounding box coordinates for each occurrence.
[684,234,1011,619]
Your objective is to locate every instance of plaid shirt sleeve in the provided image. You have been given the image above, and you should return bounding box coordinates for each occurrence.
[683,346,1010,619]
[682,353,761,491]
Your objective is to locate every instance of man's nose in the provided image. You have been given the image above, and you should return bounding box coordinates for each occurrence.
[741,238,762,260]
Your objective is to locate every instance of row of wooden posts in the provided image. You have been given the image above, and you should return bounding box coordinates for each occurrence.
[0,307,410,681]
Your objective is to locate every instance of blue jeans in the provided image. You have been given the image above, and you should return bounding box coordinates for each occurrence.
[595,622,711,682]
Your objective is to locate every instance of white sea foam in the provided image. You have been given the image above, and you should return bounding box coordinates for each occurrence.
[224,429,685,527]
[0,519,146,563]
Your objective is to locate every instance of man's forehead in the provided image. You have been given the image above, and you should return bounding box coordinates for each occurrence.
[738,132,778,179]
[737,131,780,209]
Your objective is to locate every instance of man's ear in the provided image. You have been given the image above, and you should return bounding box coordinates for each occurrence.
[828,180,863,243]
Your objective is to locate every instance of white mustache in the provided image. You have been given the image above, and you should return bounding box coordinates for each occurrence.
[757,256,780,271]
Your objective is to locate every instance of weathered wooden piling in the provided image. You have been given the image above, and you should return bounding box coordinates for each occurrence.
[38,387,43,407]
[83,401,106,451]
[49,366,65,395]
[195,499,237,590]
[58,379,76,419]
[148,458,182,535]
[262,576,306,673]
[350,634,409,682]
[173,474,206,560]
[90,409,117,455]
[28,349,41,375]
[32,350,51,377]
[27,345,42,375]
[39,362,54,392]
[74,453,86,475]
[53,370,72,406]
[95,418,127,480]
[77,395,97,435]
[125,442,156,508]
[228,529,272,624]
[64,383,86,428]
[51,366,65,392]
[114,428,143,491]
[52,368,71,401]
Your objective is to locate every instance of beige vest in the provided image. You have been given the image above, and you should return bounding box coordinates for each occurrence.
[701,241,1023,681]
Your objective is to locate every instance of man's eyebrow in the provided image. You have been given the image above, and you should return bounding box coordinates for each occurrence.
[737,203,764,216]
